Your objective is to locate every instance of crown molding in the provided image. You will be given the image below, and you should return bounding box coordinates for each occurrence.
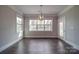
[7,5,23,15]
[59,5,75,15]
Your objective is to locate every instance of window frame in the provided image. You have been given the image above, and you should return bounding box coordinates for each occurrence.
[16,16,23,37]
[29,20,53,31]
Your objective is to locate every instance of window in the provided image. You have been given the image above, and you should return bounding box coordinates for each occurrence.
[59,16,65,37]
[17,17,23,37]
[29,20,52,31]
[59,22,63,37]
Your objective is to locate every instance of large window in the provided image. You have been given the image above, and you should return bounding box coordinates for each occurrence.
[17,17,23,37]
[29,20,52,31]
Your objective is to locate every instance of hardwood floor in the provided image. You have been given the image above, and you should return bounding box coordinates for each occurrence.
[0,38,79,54]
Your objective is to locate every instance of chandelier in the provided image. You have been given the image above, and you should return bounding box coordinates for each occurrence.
[38,5,44,20]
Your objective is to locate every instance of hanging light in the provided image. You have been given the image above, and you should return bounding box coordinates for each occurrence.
[38,5,44,20]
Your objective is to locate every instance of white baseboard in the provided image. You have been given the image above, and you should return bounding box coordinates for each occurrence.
[60,38,79,50]
[24,36,58,38]
[0,37,22,52]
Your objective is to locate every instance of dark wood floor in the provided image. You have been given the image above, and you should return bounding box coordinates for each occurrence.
[0,38,79,54]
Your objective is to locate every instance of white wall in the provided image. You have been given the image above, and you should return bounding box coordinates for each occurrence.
[58,6,79,50]
[0,6,23,52]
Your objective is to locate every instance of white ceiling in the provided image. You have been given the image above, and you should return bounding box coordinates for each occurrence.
[14,5,68,14]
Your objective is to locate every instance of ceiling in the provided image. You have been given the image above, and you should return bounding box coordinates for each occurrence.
[14,5,68,14]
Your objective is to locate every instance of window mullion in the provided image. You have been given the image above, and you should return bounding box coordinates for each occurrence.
[36,24,38,31]
[44,20,45,31]
[36,20,38,31]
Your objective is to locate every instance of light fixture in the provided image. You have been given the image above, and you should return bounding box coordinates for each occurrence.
[38,5,44,20]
